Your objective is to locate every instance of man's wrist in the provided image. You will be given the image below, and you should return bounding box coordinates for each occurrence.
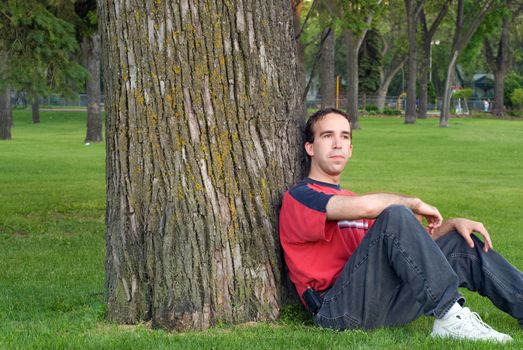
[407,197,422,210]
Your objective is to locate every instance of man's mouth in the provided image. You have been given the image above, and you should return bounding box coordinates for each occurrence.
[330,155,345,160]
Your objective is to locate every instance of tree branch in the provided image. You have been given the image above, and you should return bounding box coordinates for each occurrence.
[302,27,332,101]
[295,0,316,40]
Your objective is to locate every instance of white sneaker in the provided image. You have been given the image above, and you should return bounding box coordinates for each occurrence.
[431,307,512,343]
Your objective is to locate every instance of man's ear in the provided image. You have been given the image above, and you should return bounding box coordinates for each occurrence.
[305,142,314,157]
[348,144,353,158]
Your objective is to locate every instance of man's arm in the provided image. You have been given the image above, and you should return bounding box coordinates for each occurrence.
[326,193,443,230]
[430,218,493,253]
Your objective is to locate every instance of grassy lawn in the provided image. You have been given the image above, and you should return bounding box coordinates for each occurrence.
[1,110,522,349]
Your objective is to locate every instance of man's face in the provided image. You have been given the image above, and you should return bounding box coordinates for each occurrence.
[305,113,353,179]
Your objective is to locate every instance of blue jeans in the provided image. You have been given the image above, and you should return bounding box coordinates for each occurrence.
[314,205,523,330]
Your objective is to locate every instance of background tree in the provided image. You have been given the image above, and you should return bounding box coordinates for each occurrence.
[418,0,451,119]
[0,90,12,140]
[292,0,307,101]
[439,0,497,127]
[0,36,12,140]
[483,2,523,116]
[318,27,336,108]
[0,0,86,132]
[343,0,382,129]
[358,29,382,109]
[316,0,338,108]
[403,0,424,124]
[374,2,407,111]
[100,0,305,330]
[75,0,102,143]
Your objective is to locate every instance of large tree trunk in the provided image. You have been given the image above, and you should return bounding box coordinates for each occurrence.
[99,0,304,331]
[0,89,12,140]
[404,0,418,124]
[82,32,103,143]
[32,99,40,124]
[319,28,335,108]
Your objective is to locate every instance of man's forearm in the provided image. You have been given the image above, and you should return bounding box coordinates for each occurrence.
[326,193,422,221]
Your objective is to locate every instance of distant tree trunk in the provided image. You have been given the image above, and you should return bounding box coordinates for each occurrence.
[319,28,335,108]
[440,0,496,127]
[418,1,451,119]
[82,32,103,143]
[492,75,505,115]
[0,89,12,140]
[376,58,405,111]
[404,0,420,124]
[417,41,430,119]
[32,99,40,124]
[440,50,458,127]
[292,0,307,101]
[485,15,511,116]
[100,0,304,331]
[346,30,366,128]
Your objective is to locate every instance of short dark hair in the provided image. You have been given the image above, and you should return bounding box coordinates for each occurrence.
[304,108,352,144]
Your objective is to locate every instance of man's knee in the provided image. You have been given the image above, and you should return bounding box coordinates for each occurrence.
[376,204,423,235]
[381,204,414,219]
[436,230,483,254]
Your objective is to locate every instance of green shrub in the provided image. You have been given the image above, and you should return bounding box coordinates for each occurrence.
[365,104,379,112]
[453,88,473,100]
[510,88,523,109]
[381,107,402,115]
[505,72,523,108]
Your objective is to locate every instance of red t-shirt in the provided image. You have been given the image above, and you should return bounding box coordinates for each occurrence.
[279,178,375,301]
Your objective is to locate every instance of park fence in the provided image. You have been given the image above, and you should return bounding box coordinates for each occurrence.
[11,93,103,109]
[307,95,491,114]
[11,92,489,114]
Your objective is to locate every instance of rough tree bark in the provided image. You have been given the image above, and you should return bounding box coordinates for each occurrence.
[99,0,304,331]
[82,31,103,143]
[319,28,335,108]
[0,89,12,140]
[32,99,40,124]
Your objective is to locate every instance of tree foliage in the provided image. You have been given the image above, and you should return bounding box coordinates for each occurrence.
[359,29,382,95]
[0,0,87,100]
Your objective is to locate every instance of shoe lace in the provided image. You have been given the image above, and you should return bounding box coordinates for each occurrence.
[458,308,493,334]
[468,310,493,331]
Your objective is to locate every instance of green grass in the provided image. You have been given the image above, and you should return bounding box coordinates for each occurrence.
[1,111,523,349]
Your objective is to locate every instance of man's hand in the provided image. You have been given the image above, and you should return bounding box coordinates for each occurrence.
[412,199,443,233]
[451,218,493,253]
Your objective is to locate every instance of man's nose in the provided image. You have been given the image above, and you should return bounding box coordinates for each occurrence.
[332,135,342,148]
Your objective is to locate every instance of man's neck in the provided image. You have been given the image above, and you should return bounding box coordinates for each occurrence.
[307,173,341,185]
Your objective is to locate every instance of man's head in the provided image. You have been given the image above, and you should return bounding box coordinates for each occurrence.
[304,108,353,183]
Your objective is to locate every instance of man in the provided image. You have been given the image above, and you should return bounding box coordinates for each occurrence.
[279,108,523,342]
